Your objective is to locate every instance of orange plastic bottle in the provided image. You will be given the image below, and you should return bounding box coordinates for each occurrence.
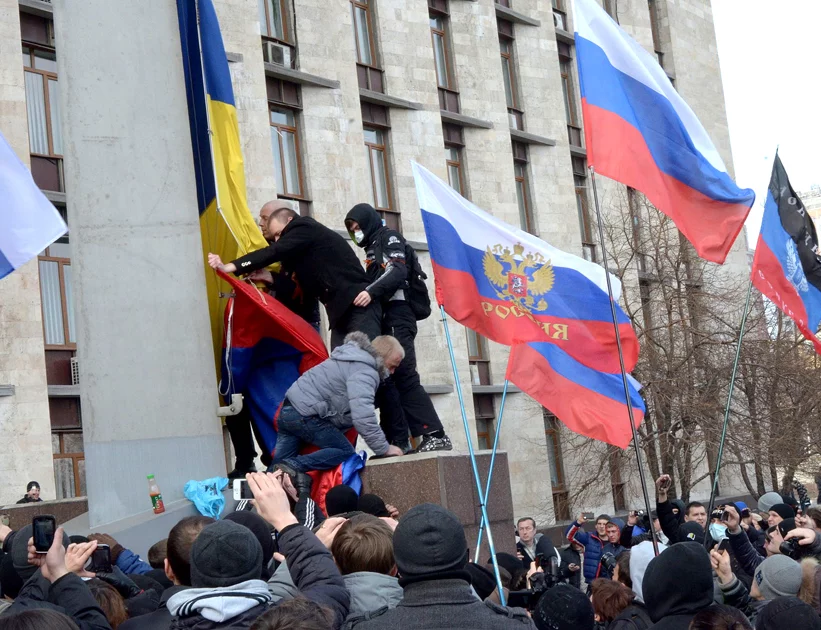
[147,475,165,514]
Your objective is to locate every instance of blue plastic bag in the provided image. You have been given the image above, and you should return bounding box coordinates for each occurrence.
[184,477,229,519]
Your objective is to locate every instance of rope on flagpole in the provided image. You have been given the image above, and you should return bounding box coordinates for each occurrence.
[704,278,754,547]
[440,306,507,605]
[474,374,511,563]
[589,166,659,556]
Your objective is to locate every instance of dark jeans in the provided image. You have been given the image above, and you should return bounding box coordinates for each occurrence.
[330,302,382,348]
[380,302,444,438]
[226,406,272,469]
[272,404,355,472]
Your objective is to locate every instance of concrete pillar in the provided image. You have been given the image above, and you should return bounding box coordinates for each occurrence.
[0,0,56,506]
[54,0,225,526]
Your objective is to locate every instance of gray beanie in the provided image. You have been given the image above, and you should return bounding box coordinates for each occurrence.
[754,555,802,601]
[393,503,467,584]
[12,524,70,582]
[758,492,784,513]
[190,520,263,588]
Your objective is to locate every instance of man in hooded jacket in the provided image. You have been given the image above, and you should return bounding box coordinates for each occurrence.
[642,542,713,629]
[344,203,452,454]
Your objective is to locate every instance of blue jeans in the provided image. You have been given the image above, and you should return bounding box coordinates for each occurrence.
[273,405,355,472]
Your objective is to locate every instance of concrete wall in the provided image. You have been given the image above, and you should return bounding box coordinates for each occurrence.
[0,0,56,506]
[54,0,226,526]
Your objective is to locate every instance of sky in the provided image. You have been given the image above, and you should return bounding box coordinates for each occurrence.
[712,0,821,242]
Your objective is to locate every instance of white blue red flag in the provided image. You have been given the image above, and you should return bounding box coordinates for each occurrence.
[0,129,67,279]
[751,156,821,355]
[507,342,644,448]
[573,0,755,264]
[412,162,638,374]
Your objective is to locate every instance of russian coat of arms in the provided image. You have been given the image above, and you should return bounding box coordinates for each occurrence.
[482,243,554,312]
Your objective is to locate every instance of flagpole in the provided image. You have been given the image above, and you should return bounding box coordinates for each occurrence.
[704,278,754,547]
[474,372,511,563]
[589,167,659,556]
[440,306,507,604]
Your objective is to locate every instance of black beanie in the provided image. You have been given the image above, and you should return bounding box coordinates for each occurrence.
[189,520,263,588]
[465,563,497,600]
[12,524,70,582]
[777,518,797,539]
[325,485,359,517]
[393,503,468,585]
[358,493,391,518]
[756,596,821,630]
[677,521,705,545]
[769,504,795,521]
[533,583,595,630]
[491,552,523,578]
[224,511,275,563]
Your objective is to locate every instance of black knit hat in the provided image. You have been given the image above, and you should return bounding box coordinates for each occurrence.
[777,518,797,539]
[393,503,468,585]
[325,485,359,517]
[533,583,595,630]
[465,563,497,600]
[677,521,705,545]
[358,493,391,518]
[26,481,40,492]
[189,520,263,588]
[224,511,276,580]
[769,504,795,521]
[12,524,70,582]
[756,596,821,630]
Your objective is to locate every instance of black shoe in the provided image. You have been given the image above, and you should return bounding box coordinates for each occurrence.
[412,434,453,454]
[269,462,313,499]
[228,464,257,480]
[392,439,413,455]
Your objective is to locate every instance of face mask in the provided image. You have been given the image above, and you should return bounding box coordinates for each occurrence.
[353,230,365,245]
[709,523,728,542]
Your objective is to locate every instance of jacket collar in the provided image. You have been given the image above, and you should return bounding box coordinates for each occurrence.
[396,578,477,607]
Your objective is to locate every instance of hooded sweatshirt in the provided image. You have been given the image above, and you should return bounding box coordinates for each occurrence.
[167,579,272,626]
[643,542,713,630]
[630,540,667,604]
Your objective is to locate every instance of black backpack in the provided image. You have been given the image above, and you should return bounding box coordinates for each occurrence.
[374,233,431,321]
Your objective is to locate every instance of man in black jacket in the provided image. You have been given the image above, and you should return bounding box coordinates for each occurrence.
[207,206,380,347]
[344,203,451,454]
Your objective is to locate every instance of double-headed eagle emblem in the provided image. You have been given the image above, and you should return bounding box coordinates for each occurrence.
[482,243,554,312]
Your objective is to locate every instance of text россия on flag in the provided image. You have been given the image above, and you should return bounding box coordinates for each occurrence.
[573,0,755,264]
[412,161,638,374]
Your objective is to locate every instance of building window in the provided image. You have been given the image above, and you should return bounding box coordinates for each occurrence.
[629,188,648,273]
[604,0,619,22]
[53,430,85,499]
[363,126,398,230]
[559,47,583,149]
[429,15,452,89]
[648,0,664,67]
[573,157,596,262]
[552,0,567,31]
[474,394,495,450]
[350,0,384,92]
[445,147,464,196]
[512,142,535,235]
[269,107,303,198]
[258,0,289,42]
[466,329,490,385]
[498,20,523,130]
[22,43,63,192]
[38,239,74,349]
[544,412,570,521]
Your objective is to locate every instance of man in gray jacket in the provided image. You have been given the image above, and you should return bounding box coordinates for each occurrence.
[272,332,405,472]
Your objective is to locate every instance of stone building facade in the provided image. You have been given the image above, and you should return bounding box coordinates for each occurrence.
[1,0,753,522]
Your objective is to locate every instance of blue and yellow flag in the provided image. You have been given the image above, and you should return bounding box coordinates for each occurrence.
[177,0,269,371]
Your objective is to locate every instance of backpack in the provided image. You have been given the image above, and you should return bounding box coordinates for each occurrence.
[374,232,431,321]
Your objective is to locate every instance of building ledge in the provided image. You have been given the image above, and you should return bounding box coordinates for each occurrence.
[48,385,80,398]
[510,129,556,146]
[555,28,575,46]
[0,385,14,397]
[264,63,340,89]
[226,52,243,63]
[472,384,522,394]
[43,190,66,205]
[424,384,454,395]
[440,110,493,130]
[569,145,587,158]
[19,0,52,17]
[495,4,540,27]
[359,89,422,111]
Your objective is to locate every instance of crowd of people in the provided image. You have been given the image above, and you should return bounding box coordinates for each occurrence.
[3,469,821,629]
[212,200,455,478]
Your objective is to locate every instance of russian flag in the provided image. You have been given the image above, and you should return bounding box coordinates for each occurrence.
[574,0,755,265]
[507,342,644,449]
[412,162,638,374]
[217,271,365,511]
[751,156,821,354]
[0,130,67,279]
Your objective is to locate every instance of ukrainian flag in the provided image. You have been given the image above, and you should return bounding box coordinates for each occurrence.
[177,0,269,372]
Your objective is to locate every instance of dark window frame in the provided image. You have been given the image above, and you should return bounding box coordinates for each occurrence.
[350,0,379,69]
[498,22,524,130]
[38,245,74,351]
[363,125,397,228]
[513,142,535,235]
[544,412,571,520]
[445,145,464,196]
[53,430,84,499]
[259,0,292,45]
[573,157,596,262]
[268,105,306,201]
[648,0,664,66]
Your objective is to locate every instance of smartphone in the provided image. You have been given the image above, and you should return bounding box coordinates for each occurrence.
[87,544,112,573]
[717,538,730,553]
[582,512,595,521]
[720,510,730,523]
[233,479,253,501]
[32,515,56,554]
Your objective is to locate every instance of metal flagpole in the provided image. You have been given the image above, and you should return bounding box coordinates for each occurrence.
[474,374,511,563]
[589,167,659,556]
[704,279,754,547]
[440,306,507,605]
